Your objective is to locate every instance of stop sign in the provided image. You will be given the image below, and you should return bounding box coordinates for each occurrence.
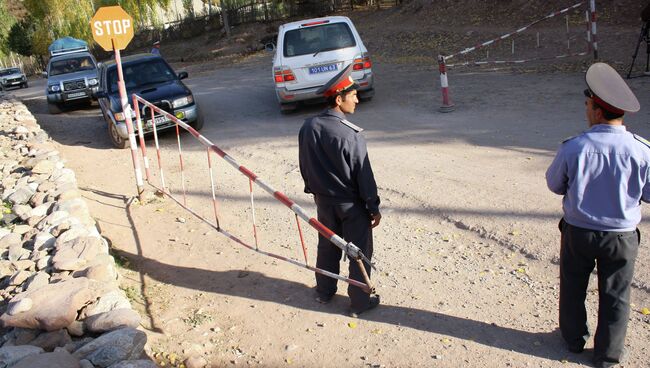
[90,6,134,51]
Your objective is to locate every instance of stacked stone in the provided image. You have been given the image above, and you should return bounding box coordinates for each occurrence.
[0,96,154,368]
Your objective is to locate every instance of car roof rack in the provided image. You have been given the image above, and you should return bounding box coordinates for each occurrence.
[50,46,89,57]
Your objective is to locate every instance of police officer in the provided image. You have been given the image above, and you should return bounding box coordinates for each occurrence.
[546,62,646,367]
[298,64,381,317]
[151,41,161,56]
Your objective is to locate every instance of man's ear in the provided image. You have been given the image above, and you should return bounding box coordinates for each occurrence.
[335,94,343,106]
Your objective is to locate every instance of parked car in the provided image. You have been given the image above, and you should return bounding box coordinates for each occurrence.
[0,67,28,90]
[43,40,99,114]
[272,16,374,112]
[96,54,204,149]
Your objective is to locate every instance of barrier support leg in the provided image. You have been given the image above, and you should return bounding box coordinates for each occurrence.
[437,55,455,113]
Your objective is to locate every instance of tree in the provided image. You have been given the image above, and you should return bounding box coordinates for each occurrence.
[7,20,35,56]
[0,0,17,58]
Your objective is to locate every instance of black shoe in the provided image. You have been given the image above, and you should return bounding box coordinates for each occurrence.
[567,344,585,354]
[593,348,627,368]
[349,295,380,318]
[315,294,333,304]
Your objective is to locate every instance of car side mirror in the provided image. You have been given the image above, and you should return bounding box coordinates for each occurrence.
[265,43,276,52]
[95,91,107,98]
[41,71,47,78]
[178,71,188,80]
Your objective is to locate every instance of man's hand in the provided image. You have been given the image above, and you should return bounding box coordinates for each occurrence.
[370,212,382,228]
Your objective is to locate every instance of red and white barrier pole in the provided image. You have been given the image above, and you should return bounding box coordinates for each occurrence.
[132,97,151,182]
[585,10,592,53]
[113,39,144,201]
[589,0,598,59]
[438,55,455,113]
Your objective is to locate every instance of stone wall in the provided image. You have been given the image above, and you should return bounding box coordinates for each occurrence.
[0,95,154,368]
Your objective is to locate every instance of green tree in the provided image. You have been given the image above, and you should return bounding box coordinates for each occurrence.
[7,20,35,56]
[0,0,17,58]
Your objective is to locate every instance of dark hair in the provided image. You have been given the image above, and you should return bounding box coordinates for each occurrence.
[325,88,356,107]
[592,103,624,121]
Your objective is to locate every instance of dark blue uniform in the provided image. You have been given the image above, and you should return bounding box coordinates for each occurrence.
[299,108,380,310]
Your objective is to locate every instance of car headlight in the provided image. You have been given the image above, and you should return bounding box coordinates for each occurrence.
[48,84,61,92]
[114,109,137,122]
[88,78,98,86]
[21,76,26,81]
[172,95,194,108]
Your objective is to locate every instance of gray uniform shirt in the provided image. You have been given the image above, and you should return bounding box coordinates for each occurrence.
[298,108,380,215]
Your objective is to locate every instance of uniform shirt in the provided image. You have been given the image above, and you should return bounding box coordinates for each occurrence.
[151,47,160,56]
[546,124,650,231]
[298,108,380,214]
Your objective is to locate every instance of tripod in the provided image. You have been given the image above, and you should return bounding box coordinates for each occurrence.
[627,21,650,79]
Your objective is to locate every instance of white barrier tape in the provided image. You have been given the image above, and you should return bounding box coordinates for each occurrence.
[440,73,449,88]
[445,51,588,67]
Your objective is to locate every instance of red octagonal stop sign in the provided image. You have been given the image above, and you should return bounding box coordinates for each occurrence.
[90,6,134,51]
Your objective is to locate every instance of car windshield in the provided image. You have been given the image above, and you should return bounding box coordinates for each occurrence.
[107,59,177,94]
[283,22,356,57]
[0,68,20,76]
[49,56,95,76]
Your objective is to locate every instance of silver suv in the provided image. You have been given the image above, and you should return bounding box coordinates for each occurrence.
[0,67,28,90]
[43,46,99,114]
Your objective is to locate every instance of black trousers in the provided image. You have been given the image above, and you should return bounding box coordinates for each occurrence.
[559,219,639,363]
[314,198,373,310]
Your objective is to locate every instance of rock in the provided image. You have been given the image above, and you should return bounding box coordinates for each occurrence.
[84,309,141,333]
[8,270,32,286]
[4,327,41,345]
[0,228,10,239]
[57,189,81,201]
[12,204,31,220]
[11,225,31,235]
[30,202,53,218]
[34,232,56,250]
[50,222,72,238]
[0,345,44,367]
[0,277,101,331]
[24,271,50,291]
[8,244,30,262]
[108,360,158,368]
[37,181,56,193]
[12,350,81,368]
[36,256,52,271]
[185,356,208,368]
[82,290,131,318]
[31,160,56,175]
[28,329,73,352]
[0,233,21,250]
[30,191,48,207]
[66,320,86,337]
[7,186,35,205]
[72,327,147,367]
[74,261,118,283]
[79,359,95,368]
[12,260,35,271]
[0,261,15,278]
[7,297,32,315]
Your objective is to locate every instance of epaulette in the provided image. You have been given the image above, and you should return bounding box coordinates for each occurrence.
[634,134,650,149]
[562,135,579,144]
[339,119,364,132]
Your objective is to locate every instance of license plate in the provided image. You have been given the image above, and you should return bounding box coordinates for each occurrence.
[309,64,338,74]
[10,81,20,85]
[67,91,87,98]
[147,115,168,128]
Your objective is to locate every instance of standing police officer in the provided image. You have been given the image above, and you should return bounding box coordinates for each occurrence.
[546,62,646,367]
[298,64,381,317]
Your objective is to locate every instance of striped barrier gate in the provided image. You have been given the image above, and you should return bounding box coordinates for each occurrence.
[437,1,597,112]
[130,94,377,295]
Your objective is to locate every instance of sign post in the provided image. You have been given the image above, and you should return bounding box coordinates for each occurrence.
[90,6,144,201]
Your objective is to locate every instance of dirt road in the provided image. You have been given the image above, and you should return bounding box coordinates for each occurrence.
[14,54,650,367]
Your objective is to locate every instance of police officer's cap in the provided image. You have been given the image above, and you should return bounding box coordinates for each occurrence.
[316,64,358,98]
[584,62,640,114]
[153,41,160,46]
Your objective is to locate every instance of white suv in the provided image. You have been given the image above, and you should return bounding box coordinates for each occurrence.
[272,16,374,111]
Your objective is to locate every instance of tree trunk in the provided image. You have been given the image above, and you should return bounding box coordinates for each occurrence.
[222,9,231,37]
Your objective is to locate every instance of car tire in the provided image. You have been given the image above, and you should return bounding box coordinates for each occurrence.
[47,102,62,114]
[191,109,205,131]
[108,122,129,149]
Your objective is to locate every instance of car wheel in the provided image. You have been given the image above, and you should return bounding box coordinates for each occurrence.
[108,122,129,149]
[47,102,62,114]
[191,109,204,131]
